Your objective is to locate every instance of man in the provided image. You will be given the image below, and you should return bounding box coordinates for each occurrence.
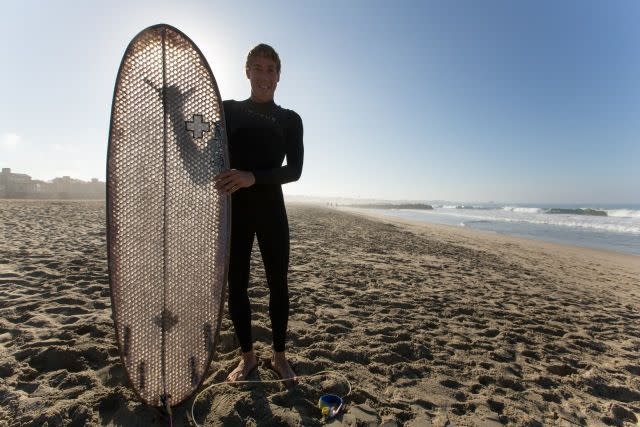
[214,44,303,386]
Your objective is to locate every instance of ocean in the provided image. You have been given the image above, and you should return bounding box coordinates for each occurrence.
[354,203,640,256]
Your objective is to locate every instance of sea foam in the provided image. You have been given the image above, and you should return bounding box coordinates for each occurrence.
[606,209,640,218]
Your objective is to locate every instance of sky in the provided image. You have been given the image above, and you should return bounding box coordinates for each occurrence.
[1,0,639,204]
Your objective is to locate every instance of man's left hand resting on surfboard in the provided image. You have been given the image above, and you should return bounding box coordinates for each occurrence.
[214,169,256,194]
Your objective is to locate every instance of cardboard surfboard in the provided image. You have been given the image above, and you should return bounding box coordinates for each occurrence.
[107,24,230,407]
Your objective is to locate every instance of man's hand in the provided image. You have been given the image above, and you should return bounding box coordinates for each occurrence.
[214,169,256,194]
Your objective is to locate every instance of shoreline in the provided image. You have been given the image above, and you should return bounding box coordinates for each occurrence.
[336,205,640,270]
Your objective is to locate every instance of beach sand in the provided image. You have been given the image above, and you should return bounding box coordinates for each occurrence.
[1,200,639,426]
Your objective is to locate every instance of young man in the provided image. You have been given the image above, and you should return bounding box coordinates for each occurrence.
[214,44,303,386]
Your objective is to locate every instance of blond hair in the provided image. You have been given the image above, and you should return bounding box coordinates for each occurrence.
[245,44,281,73]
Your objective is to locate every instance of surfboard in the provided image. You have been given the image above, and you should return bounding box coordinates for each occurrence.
[107,24,230,407]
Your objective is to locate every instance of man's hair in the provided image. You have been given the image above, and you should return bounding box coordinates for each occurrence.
[245,44,281,73]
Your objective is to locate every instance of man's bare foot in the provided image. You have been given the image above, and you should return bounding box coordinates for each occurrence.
[271,351,297,388]
[226,350,258,382]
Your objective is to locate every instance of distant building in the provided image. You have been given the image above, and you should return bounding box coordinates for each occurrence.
[0,168,105,199]
[0,168,37,196]
[49,175,105,198]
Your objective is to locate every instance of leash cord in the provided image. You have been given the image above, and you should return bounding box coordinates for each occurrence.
[190,370,352,427]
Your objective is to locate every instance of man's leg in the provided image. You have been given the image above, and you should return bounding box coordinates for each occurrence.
[256,203,290,353]
[226,199,258,380]
[256,198,296,386]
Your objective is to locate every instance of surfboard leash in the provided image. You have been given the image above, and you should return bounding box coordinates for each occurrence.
[190,370,352,427]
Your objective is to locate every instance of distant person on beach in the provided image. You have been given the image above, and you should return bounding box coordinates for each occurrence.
[214,44,303,386]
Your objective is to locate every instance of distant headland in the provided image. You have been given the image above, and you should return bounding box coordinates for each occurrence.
[0,168,104,199]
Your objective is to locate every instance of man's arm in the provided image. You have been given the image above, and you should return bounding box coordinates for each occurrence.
[252,112,304,185]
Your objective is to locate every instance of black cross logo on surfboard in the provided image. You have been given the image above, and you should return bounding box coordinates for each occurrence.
[185,114,210,139]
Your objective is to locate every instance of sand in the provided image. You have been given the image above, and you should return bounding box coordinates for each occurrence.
[0,200,639,426]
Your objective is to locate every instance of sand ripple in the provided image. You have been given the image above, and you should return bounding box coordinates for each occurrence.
[0,201,639,426]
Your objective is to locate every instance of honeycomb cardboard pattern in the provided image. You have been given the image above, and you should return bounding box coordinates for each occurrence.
[107,24,230,407]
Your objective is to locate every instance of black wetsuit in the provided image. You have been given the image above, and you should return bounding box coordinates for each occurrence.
[223,98,303,353]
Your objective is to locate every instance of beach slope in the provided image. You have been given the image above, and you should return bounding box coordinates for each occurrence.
[0,201,639,426]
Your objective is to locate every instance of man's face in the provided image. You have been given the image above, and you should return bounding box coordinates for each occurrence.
[246,55,280,102]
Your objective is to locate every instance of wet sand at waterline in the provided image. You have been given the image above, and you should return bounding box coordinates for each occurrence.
[1,200,639,426]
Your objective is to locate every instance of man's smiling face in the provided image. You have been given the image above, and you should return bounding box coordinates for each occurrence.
[246,55,280,103]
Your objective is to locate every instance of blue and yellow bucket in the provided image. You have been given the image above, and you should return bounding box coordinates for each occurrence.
[318,394,343,418]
